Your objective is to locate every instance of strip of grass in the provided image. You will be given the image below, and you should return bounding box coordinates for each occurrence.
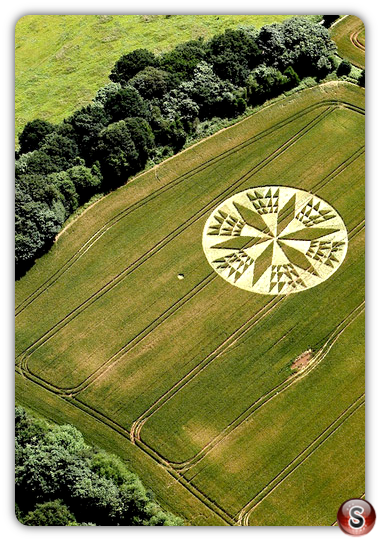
[249,403,364,525]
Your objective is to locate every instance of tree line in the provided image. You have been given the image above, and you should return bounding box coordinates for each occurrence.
[15,406,183,526]
[16,17,355,275]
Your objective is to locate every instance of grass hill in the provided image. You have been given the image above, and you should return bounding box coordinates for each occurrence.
[15,15,320,141]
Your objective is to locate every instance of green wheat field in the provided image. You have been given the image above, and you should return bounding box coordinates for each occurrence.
[16,78,365,525]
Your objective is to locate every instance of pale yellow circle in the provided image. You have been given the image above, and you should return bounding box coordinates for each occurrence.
[202,186,348,294]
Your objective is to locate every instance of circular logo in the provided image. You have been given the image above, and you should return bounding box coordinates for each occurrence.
[337,499,376,535]
[202,186,348,294]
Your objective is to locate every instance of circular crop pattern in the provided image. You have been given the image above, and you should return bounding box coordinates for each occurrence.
[202,186,348,294]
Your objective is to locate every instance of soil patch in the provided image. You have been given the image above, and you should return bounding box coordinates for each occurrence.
[291,349,314,371]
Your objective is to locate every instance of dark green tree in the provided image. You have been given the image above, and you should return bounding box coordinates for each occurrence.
[64,104,110,162]
[15,150,61,176]
[257,24,287,69]
[38,132,80,172]
[129,66,177,100]
[173,62,238,119]
[257,17,336,77]
[104,87,148,122]
[206,28,261,85]
[122,117,155,168]
[109,48,157,85]
[159,39,206,81]
[18,119,56,154]
[149,106,187,151]
[96,120,139,185]
[66,165,102,204]
[48,171,79,214]
[337,59,352,76]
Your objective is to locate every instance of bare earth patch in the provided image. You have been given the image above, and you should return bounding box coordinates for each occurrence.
[291,349,314,371]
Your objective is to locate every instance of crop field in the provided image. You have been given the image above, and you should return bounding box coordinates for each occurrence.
[15,82,365,526]
[331,15,365,69]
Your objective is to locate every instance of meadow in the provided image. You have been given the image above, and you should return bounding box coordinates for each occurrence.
[15,14,320,141]
[15,82,364,525]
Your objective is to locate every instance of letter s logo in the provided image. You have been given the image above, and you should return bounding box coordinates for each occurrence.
[349,506,365,529]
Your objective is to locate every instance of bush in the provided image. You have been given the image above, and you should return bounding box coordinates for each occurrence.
[246,65,288,104]
[358,69,365,87]
[15,175,66,244]
[93,82,121,106]
[283,66,300,89]
[22,500,77,526]
[322,15,339,28]
[18,119,56,154]
[337,59,352,76]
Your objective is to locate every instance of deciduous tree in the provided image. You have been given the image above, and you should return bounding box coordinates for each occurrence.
[109,49,157,85]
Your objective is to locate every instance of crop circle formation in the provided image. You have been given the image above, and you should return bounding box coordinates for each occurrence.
[202,186,348,294]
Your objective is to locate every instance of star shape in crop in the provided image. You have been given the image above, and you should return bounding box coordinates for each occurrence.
[203,187,347,294]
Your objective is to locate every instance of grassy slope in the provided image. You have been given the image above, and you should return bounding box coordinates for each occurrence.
[15,14,318,141]
[15,82,364,525]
